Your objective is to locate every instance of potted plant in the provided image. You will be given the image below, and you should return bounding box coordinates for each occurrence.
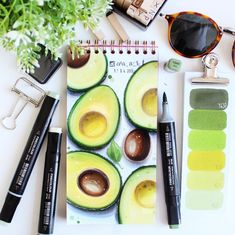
[0,0,112,72]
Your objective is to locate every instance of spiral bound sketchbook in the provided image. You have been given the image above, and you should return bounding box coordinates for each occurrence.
[66,40,158,225]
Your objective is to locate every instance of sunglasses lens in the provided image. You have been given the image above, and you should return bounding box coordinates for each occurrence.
[170,13,219,57]
[232,40,235,68]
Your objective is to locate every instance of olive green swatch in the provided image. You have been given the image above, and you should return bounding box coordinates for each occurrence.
[188,130,226,151]
[190,89,228,110]
[187,171,224,190]
[188,110,227,130]
[186,190,224,210]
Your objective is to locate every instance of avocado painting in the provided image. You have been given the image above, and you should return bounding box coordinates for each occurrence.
[66,42,158,224]
[124,61,157,131]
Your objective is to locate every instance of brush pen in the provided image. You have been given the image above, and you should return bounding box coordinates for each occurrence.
[159,92,181,229]
[0,92,60,223]
[38,127,62,235]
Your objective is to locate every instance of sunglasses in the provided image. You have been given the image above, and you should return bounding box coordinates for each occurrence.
[160,12,235,66]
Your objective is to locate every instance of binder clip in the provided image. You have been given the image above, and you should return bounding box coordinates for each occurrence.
[1,77,46,130]
[192,52,230,84]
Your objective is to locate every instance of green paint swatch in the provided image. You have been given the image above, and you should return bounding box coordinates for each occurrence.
[187,171,224,190]
[190,89,228,110]
[186,190,223,210]
[188,151,225,171]
[188,130,226,150]
[188,110,227,130]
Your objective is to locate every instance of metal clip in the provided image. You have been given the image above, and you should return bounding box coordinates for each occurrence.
[1,77,46,130]
[191,53,230,84]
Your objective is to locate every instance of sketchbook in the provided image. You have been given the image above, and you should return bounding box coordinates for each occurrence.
[66,40,158,224]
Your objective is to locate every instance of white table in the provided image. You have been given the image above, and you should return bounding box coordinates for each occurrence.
[1,0,235,234]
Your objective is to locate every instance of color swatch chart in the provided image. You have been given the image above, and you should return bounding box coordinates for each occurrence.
[182,73,232,213]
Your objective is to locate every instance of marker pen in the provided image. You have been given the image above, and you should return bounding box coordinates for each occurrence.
[159,92,181,229]
[38,127,62,235]
[0,92,60,223]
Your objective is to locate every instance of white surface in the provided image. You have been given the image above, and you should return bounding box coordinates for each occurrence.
[0,0,235,234]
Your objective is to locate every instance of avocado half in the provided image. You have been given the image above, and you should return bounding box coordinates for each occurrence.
[67,151,122,211]
[124,61,158,131]
[118,166,156,224]
[67,49,108,92]
[68,85,120,149]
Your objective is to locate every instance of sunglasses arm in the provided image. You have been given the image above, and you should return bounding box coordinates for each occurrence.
[221,27,235,36]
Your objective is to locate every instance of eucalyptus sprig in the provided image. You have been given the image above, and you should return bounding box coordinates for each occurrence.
[0,0,112,72]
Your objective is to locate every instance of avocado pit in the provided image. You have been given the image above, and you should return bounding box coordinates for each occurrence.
[78,169,109,197]
[135,180,156,208]
[79,111,107,138]
[124,129,151,161]
[67,48,90,68]
[142,88,157,117]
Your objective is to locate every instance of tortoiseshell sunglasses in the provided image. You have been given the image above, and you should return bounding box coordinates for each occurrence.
[160,12,235,66]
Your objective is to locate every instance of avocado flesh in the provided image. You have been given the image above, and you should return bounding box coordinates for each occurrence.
[124,61,158,131]
[68,85,120,149]
[67,151,122,210]
[118,166,156,224]
[67,50,107,91]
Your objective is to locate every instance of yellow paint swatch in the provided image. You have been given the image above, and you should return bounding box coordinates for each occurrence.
[187,171,224,190]
[186,190,223,210]
[188,151,225,171]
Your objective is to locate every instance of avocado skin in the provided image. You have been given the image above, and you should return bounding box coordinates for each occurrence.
[67,150,122,211]
[118,165,156,224]
[67,85,121,150]
[67,54,108,92]
[124,61,158,132]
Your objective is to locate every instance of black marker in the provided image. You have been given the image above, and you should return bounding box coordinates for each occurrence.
[0,92,60,223]
[159,92,181,229]
[38,127,62,235]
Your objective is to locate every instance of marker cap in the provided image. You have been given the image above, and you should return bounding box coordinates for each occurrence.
[0,193,21,223]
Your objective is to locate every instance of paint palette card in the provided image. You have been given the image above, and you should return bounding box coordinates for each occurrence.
[66,41,158,225]
[181,72,235,219]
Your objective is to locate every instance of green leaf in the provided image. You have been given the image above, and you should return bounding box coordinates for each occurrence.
[107,140,122,163]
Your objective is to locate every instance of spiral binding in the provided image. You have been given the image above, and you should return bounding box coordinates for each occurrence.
[77,40,157,54]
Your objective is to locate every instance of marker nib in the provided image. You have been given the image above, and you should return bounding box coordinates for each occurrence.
[163,92,168,103]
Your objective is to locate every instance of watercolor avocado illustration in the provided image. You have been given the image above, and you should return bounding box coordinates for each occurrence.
[67,151,122,210]
[124,61,158,131]
[67,49,108,92]
[118,166,156,224]
[68,85,120,149]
